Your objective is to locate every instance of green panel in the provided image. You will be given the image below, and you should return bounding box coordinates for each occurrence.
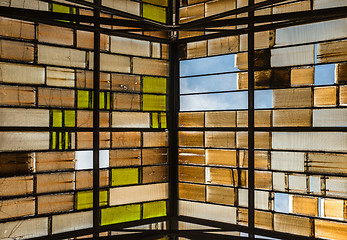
[143,76,167,94]
[142,4,167,24]
[51,3,70,14]
[64,132,71,149]
[58,132,63,150]
[101,204,141,226]
[151,113,159,128]
[160,112,167,128]
[142,94,166,111]
[143,201,167,219]
[78,90,90,109]
[51,132,57,150]
[111,168,139,186]
[76,190,108,210]
[106,92,111,110]
[143,0,168,7]
[52,110,63,127]
[64,110,75,127]
[100,92,105,109]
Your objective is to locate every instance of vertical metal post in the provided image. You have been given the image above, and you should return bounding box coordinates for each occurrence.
[248,0,255,239]
[93,0,101,239]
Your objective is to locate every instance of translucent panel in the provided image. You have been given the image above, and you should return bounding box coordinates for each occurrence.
[289,174,307,193]
[239,151,270,170]
[143,201,167,219]
[236,132,271,149]
[237,110,271,127]
[273,109,312,127]
[101,204,141,226]
[271,45,314,67]
[75,190,108,210]
[0,176,33,197]
[313,108,347,127]
[111,73,141,92]
[291,67,314,86]
[240,31,274,52]
[143,148,168,165]
[0,39,34,61]
[314,86,337,107]
[75,150,109,170]
[179,200,237,224]
[143,166,168,183]
[52,211,93,234]
[205,131,236,148]
[179,112,204,127]
[179,4,204,24]
[271,151,305,172]
[180,54,238,77]
[179,165,205,183]
[76,31,109,51]
[0,108,49,127]
[37,24,73,46]
[187,40,207,59]
[113,93,140,110]
[36,152,75,172]
[207,186,236,205]
[179,183,206,201]
[111,168,139,186]
[273,88,312,108]
[77,111,109,128]
[0,62,45,85]
[325,177,347,197]
[109,149,141,167]
[317,40,347,63]
[0,197,35,219]
[313,0,347,9]
[102,0,140,15]
[0,17,35,40]
[142,94,166,111]
[46,67,75,87]
[179,131,204,147]
[111,36,150,57]
[0,217,48,239]
[315,219,347,240]
[38,45,86,68]
[38,88,75,108]
[273,173,286,191]
[274,214,312,236]
[208,167,238,186]
[76,70,110,90]
[255,171,272,190]
[323,198,345,219]
[112,112,150,128]
[178,148,205,165]
[142,4,167,23]
[237,189,270,210]
[0,132,49,151]
[205,0,235,16]
[208,36,239,56]
[143,132,168,147]
[206,149,237,166]
[112,132,141,148]
[89,52,131,73]
[143,76,167,94]
[292,196,318,216]
[109,183,168,205]
[77,132,110,149]
[340,85,347,105]
[75,170,109,190]
[236,50,270,70]
[180,92,248,111]
[206,111,236,127]
[307,152,347,174]
[133,58,168,76]
[38,194,74,214]
[36,172,74,194]
[337,63,347,84]
[0,85,35,106]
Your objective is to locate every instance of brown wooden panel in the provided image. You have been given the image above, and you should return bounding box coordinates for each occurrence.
[318,40,347,63]
[113,93,140,110]
[76,30,109,51]
[36,172,74,194]
[38,194,74,214]
[315,219,347,240]
[0,197,35,220]
[178,148,205,165]
[143,132,168,147]
[255,171,272,190]
[142,148,168,165]
[205,131,236,148]
[273,109,312,127]
[38,24,73,46]
[0,85,35,106]
[273,88,312,108]
[112,132,141,148]
[274,213,312,236]
[207,186,236,205]
[205,111,236,127]
[0,176,33,197]
[179,165,205,183]
[0,17,35,40]
[179,182,205,202]
[0,152,33,176]
[291,67,314,86]
[76,70,110,90]
[239,150,269,169]
[77,132,110,149]
[337,63,347,84]
[324,199,344,219]
[314,86,337,107]
[206,149,237,166]
[237,110,271,127]
[209,168,238,186]
[340,85,347,105]
[38,88,75,108]
[143,166,168,184]
[307,152,347,174]
[75,170,109,190]
[77,111,109,128]
[236,132,271,149]
[292,196,318,217]
[111,73,141,92]
[187,41,207,59]
[109,149,141,167]
[179,131,204,147]
[36,152,75,172]
[0,40,34,61]
[179,112,204,127]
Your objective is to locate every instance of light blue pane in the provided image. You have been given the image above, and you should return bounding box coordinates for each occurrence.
[180,91,248,111]
[315,64,335,85]
[255,90,273,109]
[180,73,238,94]
[180,54,239,77]
[255,236,281,240]
[274,193,289,213]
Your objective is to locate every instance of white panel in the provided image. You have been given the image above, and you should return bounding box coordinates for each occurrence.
[271,151,305,172]
[238,188,248,207]
[52,211,93,234]
[271,45,314,67]
[238,189,269,210]
[75,150,109,170]
[11,0,48,10]
[0,132,49,151]
[289,175,307,192]
[313,109,347,127]
[179,200,237,224]
[276,19,347,46]
[111,36,150,57]
[0,62,45,84]
[112,112,150,128]
[0,217,48,239]
[272,132,347,152]
[313,0,347,9]
[326,177,347,197]
[0,108,49,127]
[89,52,130,73]
[46,67,75,87]
[110,183,168,205]
[309,176,321,194]
[273,172,286,191]
[38,45,86,68]
[102,0,140,15]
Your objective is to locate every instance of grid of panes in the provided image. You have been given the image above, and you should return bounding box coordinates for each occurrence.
[178,0,347,239]
[0,0,169,239]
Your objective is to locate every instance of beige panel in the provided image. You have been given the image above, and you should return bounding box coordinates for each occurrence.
[112,112,150,128]
[109,149,141,167]
[89,52,131,73]
[205,131,236,148]
[273,88,312,108]
[52,211,93,234]
[271,45,314,67]
[111,73,141,92]
[0,108,49,127]
[289,174,307,193]
[111,36,150,57]
[205,0,236,16]
[75,170,109,190]
[239,150,269,169]
[274,214,312,236]
[273,109,312,127]
[109,183,168,205]
[187,41,207,59]
[206,149,237,166]
[179,4,204,24]
[205,111,236,127]
[208,36,238,56]
[76,70,110,90]
[0,85,35,106]
[10,0,48,10]
[273,172,286,191]
[38,194,74,214]
[326,177,347,198]
[102,0,140,15]
[237,110,271,127]
[112,132,141,148]
[0,62,45,85]
[178,148,205,165]
[314,109,347,127]
[307,152,347,174]
[0,197,35,220]
[0,176,33,197]
[236,132,271,149]
[77,111,109,128]
[179,165,205,183]
[240,31,273,51]
[238,209,274,230]
[77,132,110,149]
[0,217,48,239]
[37,24,73,45]
[46,67,75,87]
[291,67,314,86]
[207,186,236,205]
[341,85,347,105]
[133,57,168,76]
[143,132,168,147]
[208,167,238,186]
[274,0,311,13]
[271,151,305,172]
[38,45,86,68]
[0,17,35,39]
[0,39,34,61]
[152,42,161,58]
[38,87,75,108]
[36,172,74,194]
[0,132,49,151]
[315,219,347,240]
[292,196,318,216]
[143,148,168,165]
[179,131,204,147]
[314,86,337,107]
[237,70,272,90]
[113,93,140,110]
[179,183,205,202]
[318,40,347,63]
[36,152,75,172]
[76,31,109,51]
[179,112,204,127]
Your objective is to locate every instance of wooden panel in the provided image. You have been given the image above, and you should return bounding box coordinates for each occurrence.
[236,132,271,149]
[38,45,86,68]
[0,197,35,220]
[0,39,34,61]
[340,85,347,105]
[0,132,49,151]
[237,110,271,127]
[315,219,347,240]
[178,148,205,165]
[111,73,141,92]
[237,70,272,90]
[179,165,205,183]
[109,149,141,167]
[112,112,150,128]
[112,132,141,148]
[187,41,207,59]
[292,196,318,216]
[273,88,312,108]
[111,36,150,57]
[0,152,33,176]
[206,149,237,166]
[205,0,235,16]
[179,131,204,147]
[318,40,347,63]
[314,86,337,107]
[179,4,204,24]
[255,171,272,190]
[0,85,35,106]
[113,93,140,110]
[179,112,204,127]
[291,67,314,86]
[37,24,73,46]
[38,194,74,214]
[133,57,168,76]
[0,62,45,85]
[36,172,74,194]
[324,199,344,219]
[76,170,109,190]
[205,131,236,148]
[36,152,75,172]
[205,111,236,127]
[337,63,347,84]
[207,186,236,205]
[38,88,75,108]
[273,109,312,127]
[143,166,168,184]
[76,70,110,90]
[179,183,205,202]
[77,132,110,149]
[307,152,347,174]
[0,176,33,197]
[208,36,238,56]
[76,31,109,51]
[274,213,312,236]
[143,132,168,147]
[89,52,130,73]
[142,148,168,165]
[239,150,269,169]
[0,17,35,39]
[77,111,109,128]
[208,168,238,186]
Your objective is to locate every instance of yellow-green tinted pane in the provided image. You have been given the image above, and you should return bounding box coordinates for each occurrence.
[51,3,70,14]
[142,4,167,24]
[52,110,63,127]
[152,113,159,128]
[51,132,57,149]
[78,90,90,109]
[100,92,105,109]
[58,132,63,150]
[106,92,111,110]
[143,201,167,219]
[160,113,167,128]
[143,76,167,94]
[112,168,139,186]
[76,190,108,210]
[101,204,141,226]
[64,132,71,149]
[64,110,75,127]
[143,94,166,111]
[143,0,168,7]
